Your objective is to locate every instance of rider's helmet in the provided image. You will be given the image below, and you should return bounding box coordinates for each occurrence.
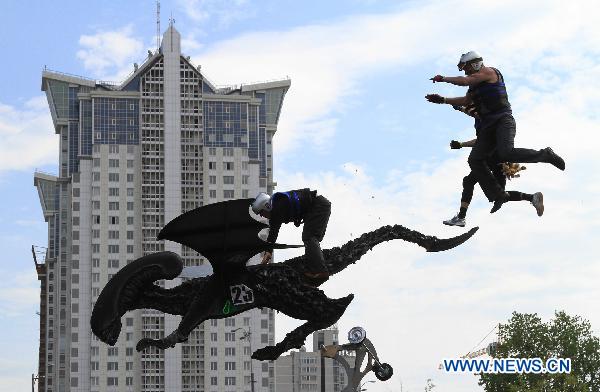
[457,51,483,72]
[251,192,272,214]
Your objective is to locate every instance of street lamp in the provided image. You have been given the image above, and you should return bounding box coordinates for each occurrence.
[231,326,255,392]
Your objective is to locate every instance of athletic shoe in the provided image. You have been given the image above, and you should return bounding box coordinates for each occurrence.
[443,215,466,227]
[544,147,565,171]
[532,192,544,216]
[490,191,509,214]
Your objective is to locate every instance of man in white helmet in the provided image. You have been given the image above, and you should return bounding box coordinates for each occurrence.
[425,50,565,212]
[251,189,331,282]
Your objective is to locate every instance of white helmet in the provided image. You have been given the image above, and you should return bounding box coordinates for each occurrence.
[458,50,483,71]
[251,192,272,214]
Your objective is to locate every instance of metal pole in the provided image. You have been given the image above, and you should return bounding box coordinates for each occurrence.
[249,325,255,392]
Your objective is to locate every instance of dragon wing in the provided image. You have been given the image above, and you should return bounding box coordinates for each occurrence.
[158,198,302,269]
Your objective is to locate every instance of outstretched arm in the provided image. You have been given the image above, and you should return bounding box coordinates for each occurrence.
[460,138,477,148]
[450,138,476,149]
[430,67,497,86]
[425,94,472,107]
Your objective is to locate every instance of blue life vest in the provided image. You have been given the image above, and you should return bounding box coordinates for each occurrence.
[272,191,302,219]
[468,68,511,119]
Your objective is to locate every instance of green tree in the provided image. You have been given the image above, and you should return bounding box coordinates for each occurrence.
[478,311,600,392]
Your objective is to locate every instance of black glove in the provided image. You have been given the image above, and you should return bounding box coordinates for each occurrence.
[450,140,462,149]
[425,94,445,104]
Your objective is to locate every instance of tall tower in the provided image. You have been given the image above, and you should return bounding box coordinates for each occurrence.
[37,25,290,392]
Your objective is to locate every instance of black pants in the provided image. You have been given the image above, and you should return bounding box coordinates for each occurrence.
[468,114,548,201]
[462,156,506,204]
[302,195,331,274]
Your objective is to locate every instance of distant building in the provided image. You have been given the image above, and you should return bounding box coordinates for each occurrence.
[275,326,354,392]
[35,23,290,392]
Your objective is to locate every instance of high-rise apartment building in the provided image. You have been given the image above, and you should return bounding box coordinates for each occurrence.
[274,326,354,392]
[35,24,290,392]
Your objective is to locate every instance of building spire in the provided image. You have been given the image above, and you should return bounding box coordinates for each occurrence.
[156,0,161,52]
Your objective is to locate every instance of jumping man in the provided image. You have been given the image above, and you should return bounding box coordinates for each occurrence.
[251,189,331,282]
[426,51,565,212]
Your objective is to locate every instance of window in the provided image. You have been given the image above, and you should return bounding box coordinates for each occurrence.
[92,201,100,210]
[210,347,218,356]
[109,173,119,182]
[208,162,216,170]
[127,202,134,211]
[223,148,234,156]
[127,174,134,182]
[242,162,248,170]
[92,258,100,268]
[211,333,218,342]
[126,347,134,356]
[107,362,118,371]
[225,362,236,371]
[108,260,119,268]
[209,147,216,156]
[108,230,119,239]
[91,361,99,371]
[210,362,218,370]
[127,188,134,196]
[209,176,216,185]
[223,176,234,184]
[224,377,236,386]
[127,160,134,168]
[224,190,234,199]
[242,175,249,185]
[127,231,134,240]
[225,332,235,342]
[225,347,236,356]
[223,162,234,170]
[110,216,119,224]
[209,190,216,199]
[127,217,134,225]
[126,362,133,371]
[107,377,118,386]
[210,377,218,386]
[108,245,119,254]
[242,190,249,198]
[109,159,119,168]
[92,172,100,181]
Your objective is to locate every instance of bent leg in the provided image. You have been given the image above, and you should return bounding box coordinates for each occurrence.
[302,196,331,274]
[468,132,504,202]
[461,172,478,204]
[495,115,548,163]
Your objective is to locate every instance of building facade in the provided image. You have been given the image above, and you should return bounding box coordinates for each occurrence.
[274,326,353,392]
[35,24,290,392]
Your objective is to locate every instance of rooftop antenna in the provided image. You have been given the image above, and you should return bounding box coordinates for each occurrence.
[156,0,161,51]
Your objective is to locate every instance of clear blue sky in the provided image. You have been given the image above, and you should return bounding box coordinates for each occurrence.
[1,1,599,391]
